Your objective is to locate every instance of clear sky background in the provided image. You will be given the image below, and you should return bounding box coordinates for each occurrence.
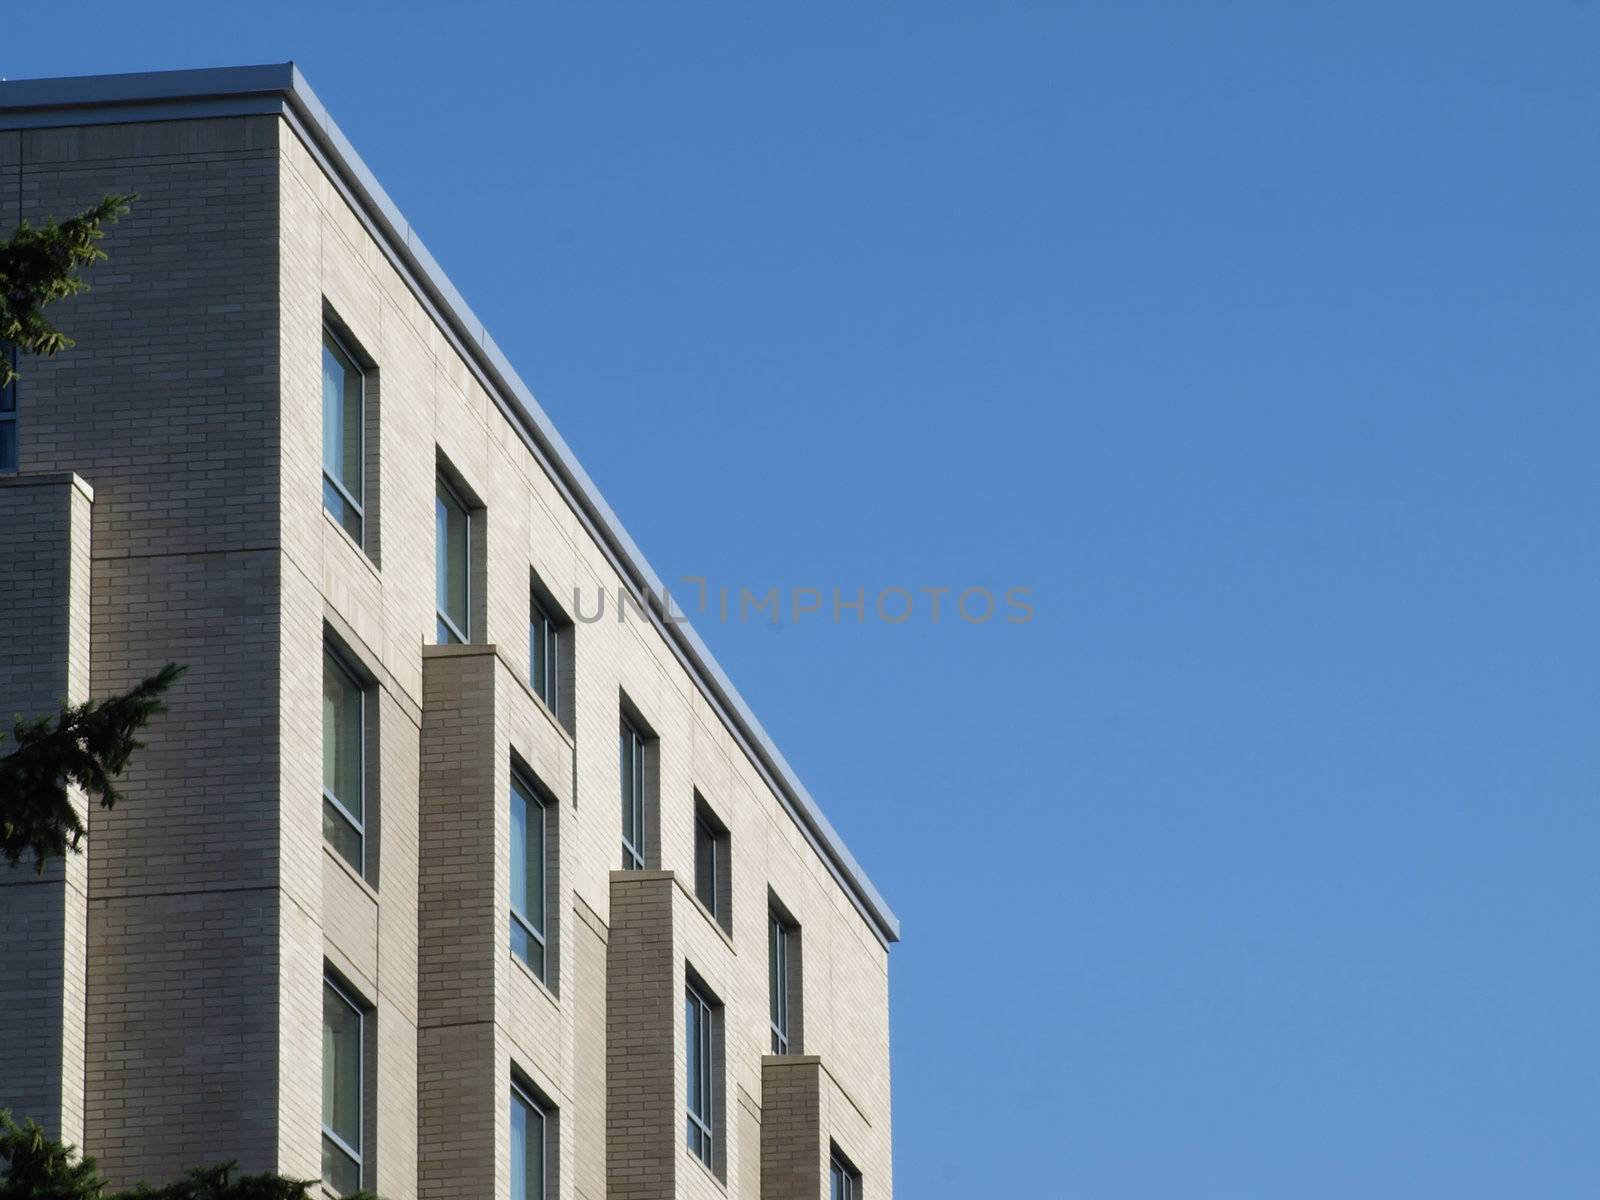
[10,3,1599,1195]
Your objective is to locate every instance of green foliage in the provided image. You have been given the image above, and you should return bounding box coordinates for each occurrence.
[0,664,186,871]
[0,193,135,387]
[111,1162,378,1200]
[0,1111,106,1199]
[0,193,183,871]
[0,1113,380,1200]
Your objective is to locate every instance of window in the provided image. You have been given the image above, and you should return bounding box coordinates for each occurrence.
[685,982,717,1169]
[511,1081,547,1200]
[529,575,574,732]
[693,799,730,931]
[322,327,365,543]
[436,475,470,643]
[510,770,548,982]
[0,345,16,473]
[529,592,559,714]
[620,719,646,870]
[322,977,364,1196]
[770,907,799,1054]
[694,814,718,914]
[830,1147,862,1200]
[322,649,365,873]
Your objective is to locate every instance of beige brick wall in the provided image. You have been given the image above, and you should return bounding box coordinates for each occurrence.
[573,898,609,1200]
[278,98,895,1195]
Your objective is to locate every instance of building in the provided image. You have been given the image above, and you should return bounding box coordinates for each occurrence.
[0,65,897,1200]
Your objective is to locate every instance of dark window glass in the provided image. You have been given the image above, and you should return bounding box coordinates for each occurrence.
[322,979,362,1195]
[321,330,364,542]
[511,1084,546,1200]
[685,984,714,1166]
[830,1151,861,1200]
[322,650,364,872]
[436,478,469,642]
[530,595,558,713]
[694,816,718,915]
[1,347,18,473]
[510,772,547,981]
[770,911,790,1054]
[620,721,645,869]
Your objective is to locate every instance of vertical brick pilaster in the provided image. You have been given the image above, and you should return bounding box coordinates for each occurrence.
[607,871,678,1200]
[0,473,93,1146]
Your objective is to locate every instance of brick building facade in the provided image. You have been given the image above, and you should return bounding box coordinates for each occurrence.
[0,65,896,1200]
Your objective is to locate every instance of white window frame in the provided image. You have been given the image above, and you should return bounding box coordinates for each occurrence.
[321,326,366,544]
[510,769,548,982]
[830,1148,862,1200]
[511,1079,548,1200]
[685,982,715,1168]
[770,909,794,1055]
[322,648,366,875]
[435,474,471,644]
[529,592,560,715]
[620,719,646,871]
[694,812,720,919]
[322,976,364,1194]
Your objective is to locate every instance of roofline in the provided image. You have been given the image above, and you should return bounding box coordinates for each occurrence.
[0,63,901,945]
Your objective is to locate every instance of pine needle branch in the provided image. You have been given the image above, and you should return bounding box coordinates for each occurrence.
[0,664,186,870]
[0,193,136,387]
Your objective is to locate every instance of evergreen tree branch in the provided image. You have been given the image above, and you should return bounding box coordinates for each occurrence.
[0,193,136,387]
[0,1110,107,1199]
[108,1162,378,1200]
[0,664,186,871]
[0,1111,381,1200]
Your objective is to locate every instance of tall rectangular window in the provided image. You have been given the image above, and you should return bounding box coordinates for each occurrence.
[0,346,16,473]
[770,909,798,1054]
[322,650,365,873]
[436,476,470,643]
[830,1148,862,1200]
[685,983,716,1169]
[529,593,559,714]
[322,328,364,543]
[510,770,548,982]
[322,977,363,1196]
[694,814,718,915]
[693,797,731,933]
[0,345,17,473]
[619,720,646,870]
[511,1082,547,1200]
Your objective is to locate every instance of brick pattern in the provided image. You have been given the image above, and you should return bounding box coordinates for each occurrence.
[416,648,500,1200]
[5,115,285,1187]
[762,1059,823,1200]
[573,899,609,1200]
[761,1055,881,1200]
[1,100,896,1200]
[607,872,678,1199]
[605,869,749,1200]
[0,475,93,1145]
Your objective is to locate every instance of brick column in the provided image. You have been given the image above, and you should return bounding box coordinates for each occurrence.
[0,473,93,1145]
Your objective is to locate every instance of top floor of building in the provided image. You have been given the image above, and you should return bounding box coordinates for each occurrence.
[0,65,899,1198]
[0,62,897,951]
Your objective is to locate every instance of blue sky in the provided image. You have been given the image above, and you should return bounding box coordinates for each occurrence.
[13,3,1600,1194]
